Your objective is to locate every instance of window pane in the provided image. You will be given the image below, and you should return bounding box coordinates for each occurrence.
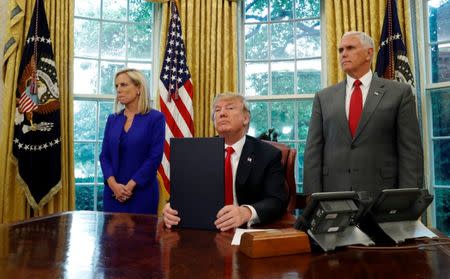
[128,24,152,60]
[245,62,269,96]
[431,43,450,83]
[74,19,99,58]
[99,101,115,141]
[271,61,294,95]
[129,0,153,22]
[97,154,104,182]
[100,61,125,95]
[75,0,100,18]
[97,184,104,211]
[297,142,305,193]
[434,140,450,185]
[296,20,321,58]
[102,0,127,21]
[245,0,269,23]
[245,24,269,60]
[297,100,313,139]
[428,1,450,43]
[295,0,320,18]
[127,62,152,91]
[243,0,322,98]
[271,101,295,141]
[74,1,153,212]
[74,101,97,141]
[271,0,294,20]
[434,187,450,236]
[248,101,269,138]
[75,184,94,210]
[297,59,321,93]
[271,22,295,59]
[430,88,450,137]
[74,143,96,183]
[101,22,126,59]
[74,59,99,94]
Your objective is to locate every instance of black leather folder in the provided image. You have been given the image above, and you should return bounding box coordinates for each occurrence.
[170,137,224,230]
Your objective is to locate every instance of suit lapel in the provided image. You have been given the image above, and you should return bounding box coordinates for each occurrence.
[235,136,254,186]
[353,76,385,140]
[334,81,353,141]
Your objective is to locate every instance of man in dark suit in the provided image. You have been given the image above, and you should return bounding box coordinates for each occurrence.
[163,93,288,231]
[303,31,424,198]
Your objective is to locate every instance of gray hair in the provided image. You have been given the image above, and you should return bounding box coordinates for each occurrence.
[211,92,251,121]
[343,31,374,49]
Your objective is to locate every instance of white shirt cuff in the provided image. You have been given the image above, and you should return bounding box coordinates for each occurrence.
[242,205,259,227]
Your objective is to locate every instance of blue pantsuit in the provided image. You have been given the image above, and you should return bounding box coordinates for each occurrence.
[100,109,165,214]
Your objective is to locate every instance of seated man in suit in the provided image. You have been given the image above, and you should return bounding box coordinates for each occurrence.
[163,92,288,231]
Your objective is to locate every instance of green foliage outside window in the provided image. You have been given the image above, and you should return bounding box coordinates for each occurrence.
[244,0,321,194]
[428,0,450,235]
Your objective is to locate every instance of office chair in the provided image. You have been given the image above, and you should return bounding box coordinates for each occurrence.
[262,140,306,214]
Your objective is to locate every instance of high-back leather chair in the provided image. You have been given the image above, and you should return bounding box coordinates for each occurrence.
[263,140,303,214]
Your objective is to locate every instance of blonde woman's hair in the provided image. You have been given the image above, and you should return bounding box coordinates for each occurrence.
[114,68,150,114]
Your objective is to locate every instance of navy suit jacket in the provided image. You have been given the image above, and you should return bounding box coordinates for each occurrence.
[303,75,424,198]
[236,136,288,224]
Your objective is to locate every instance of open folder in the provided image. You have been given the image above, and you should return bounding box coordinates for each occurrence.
[170,137,225,230]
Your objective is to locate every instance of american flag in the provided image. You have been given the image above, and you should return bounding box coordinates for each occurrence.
[18,86,39,112]
[158,1,194,197]
[375,0,415,86]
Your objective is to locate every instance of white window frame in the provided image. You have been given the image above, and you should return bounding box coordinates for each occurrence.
[73,1,162,210]
[417,0,450,229]
[238,0,325,192]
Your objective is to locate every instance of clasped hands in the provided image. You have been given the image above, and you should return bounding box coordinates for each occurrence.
[108,177,136,203]
[162,202,252,232]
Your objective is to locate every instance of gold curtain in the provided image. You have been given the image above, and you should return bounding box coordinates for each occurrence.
[158,0,239,137]
[325,0,413,85]
[0,0,74,223]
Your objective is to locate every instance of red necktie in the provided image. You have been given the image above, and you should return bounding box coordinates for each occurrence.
[224,146,235,205]
[349,79,363,138]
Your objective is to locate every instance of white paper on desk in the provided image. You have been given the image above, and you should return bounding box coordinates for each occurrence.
[231,228,273,246]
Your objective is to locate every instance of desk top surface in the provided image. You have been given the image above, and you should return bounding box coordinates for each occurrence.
[0,211,449,279]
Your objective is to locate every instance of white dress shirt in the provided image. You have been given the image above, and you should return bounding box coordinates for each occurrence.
[345,71,373,119]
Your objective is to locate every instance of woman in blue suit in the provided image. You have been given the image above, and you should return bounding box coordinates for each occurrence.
[100,68,165,214]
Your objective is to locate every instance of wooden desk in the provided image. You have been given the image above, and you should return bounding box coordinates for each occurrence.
[0,211,449,278]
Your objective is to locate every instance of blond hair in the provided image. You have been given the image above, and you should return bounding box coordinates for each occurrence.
[114,68,150,114]
[211,92,251,121]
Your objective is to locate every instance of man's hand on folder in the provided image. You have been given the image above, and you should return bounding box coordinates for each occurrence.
[162,203,180,229]
[215,205,252,232]
[163,202,252,232]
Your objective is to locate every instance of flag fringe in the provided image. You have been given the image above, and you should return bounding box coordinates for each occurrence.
[9,153,62,211]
